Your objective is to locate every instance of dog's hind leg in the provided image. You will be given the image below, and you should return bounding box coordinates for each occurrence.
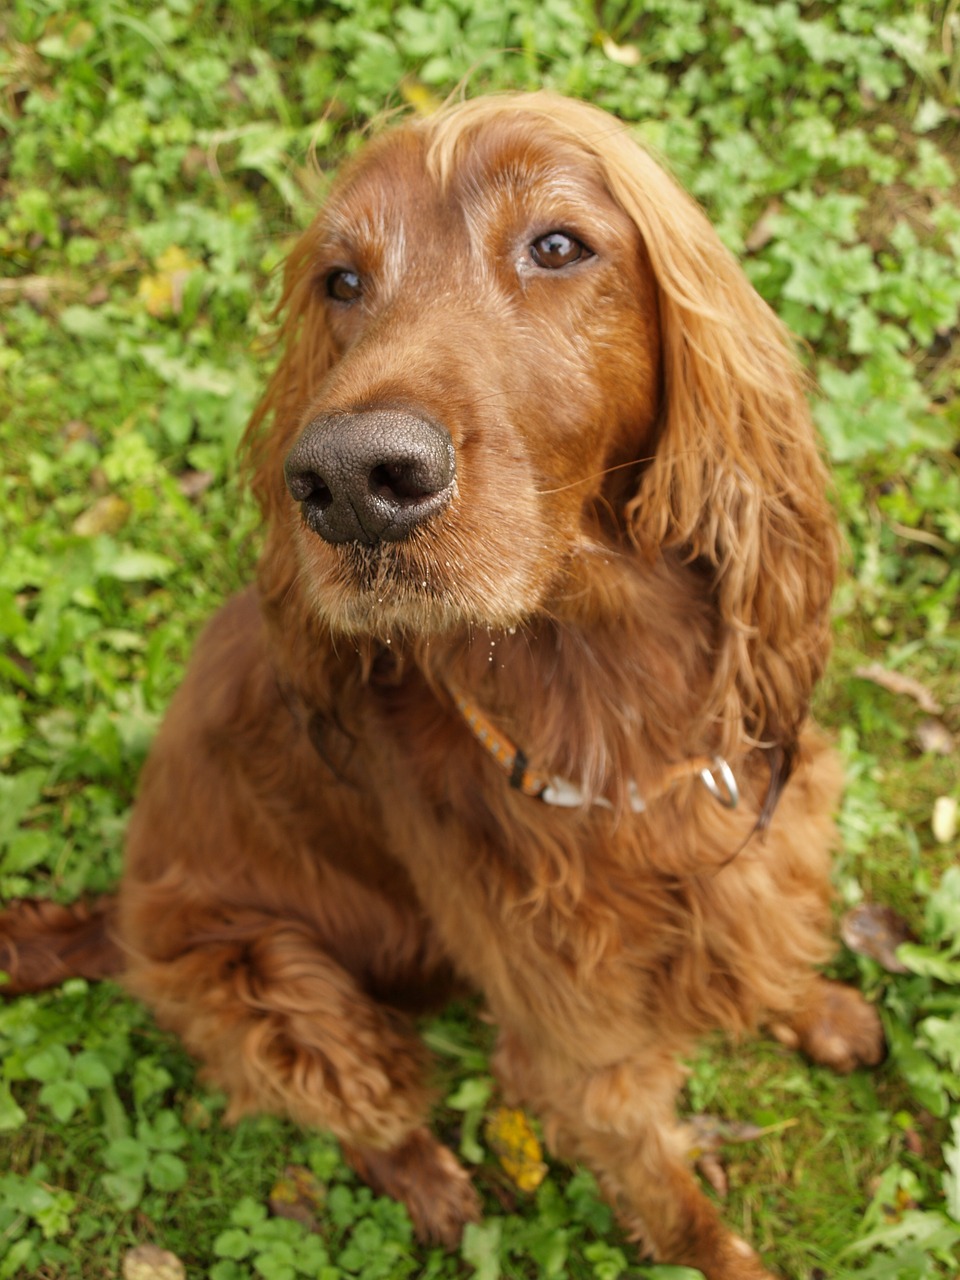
[0,895,122,994]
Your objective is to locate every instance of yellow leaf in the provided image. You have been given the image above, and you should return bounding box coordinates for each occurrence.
[399,79,443,116]
[268,1163,326,1229]
[137,245,202,317]
[484,1106,547,1193]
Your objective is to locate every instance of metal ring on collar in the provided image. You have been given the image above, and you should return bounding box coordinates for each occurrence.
[699,756,739,809]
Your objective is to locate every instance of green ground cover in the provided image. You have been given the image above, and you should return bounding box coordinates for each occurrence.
[1,1,958,1276]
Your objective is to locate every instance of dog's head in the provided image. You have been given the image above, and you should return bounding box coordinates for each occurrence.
[248,93,837,750]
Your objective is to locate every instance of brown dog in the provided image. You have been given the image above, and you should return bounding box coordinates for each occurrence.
[1,93,884,1278]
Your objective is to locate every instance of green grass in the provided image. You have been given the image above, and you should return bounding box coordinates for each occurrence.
[1,0,959,1276]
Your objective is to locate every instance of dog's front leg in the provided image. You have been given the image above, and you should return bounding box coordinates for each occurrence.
[121,906,479,1245]
[495,1035,775,1280]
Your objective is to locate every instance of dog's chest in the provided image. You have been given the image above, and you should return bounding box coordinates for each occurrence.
[372,752,680,1044]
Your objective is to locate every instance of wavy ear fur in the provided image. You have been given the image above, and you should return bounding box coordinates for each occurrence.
[614,147,837,754]
[497,95,838,754]
[241,226,341,619]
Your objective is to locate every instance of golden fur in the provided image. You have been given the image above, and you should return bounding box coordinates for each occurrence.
[0,93,884,1278]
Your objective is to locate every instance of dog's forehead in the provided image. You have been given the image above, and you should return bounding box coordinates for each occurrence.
[436,115,612,207]
[321,115,626,243]
[320,130,447,244]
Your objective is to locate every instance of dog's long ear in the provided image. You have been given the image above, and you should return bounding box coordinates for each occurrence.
[241,226,340,614]
[585,113,838,754]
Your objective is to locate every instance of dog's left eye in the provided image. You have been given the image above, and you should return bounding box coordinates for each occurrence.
[529,231,592,269]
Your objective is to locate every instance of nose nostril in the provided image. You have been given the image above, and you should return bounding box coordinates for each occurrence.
[370,461,432,504]
[288,469,333,510]
[311,476,333,511]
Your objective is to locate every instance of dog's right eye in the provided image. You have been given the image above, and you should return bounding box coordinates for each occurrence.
[327,269,363,303]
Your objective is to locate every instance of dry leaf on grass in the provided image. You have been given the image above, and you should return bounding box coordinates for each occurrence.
[121,1244,185,1280]
[932,796,958,844]
[853,663,943,715]
[137,245,202,317]
[268,1164,326,1230]
[600,34,641,65]
[695,1150,729,1198]
[687,1114,779,1153]
[840,902,914,973]
[745,201,781,252]
[177,469,215,501]
[686,1112,799,1199]
[915,719,955,755]
[72,494,131,537]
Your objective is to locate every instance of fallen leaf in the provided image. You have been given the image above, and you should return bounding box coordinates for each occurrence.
[695,1150,729,1198]
[72,494,131,537]
[484,1106,547,1193]
[61,419,100,447]
[121,1244,186,1280]
[744,201,781,252]
[177,469,215,500]
[137,245,202,317]
[399,80,443,115]
[853,663,942,715]
[268,1163,325,1229]
[903,1127,924,1157]
[915,719,954,755]
[840,902,914,973]
[686,1111,798,1201]
[599,33,641,65]
[932,796,958,844]
[687,1114,771,1153]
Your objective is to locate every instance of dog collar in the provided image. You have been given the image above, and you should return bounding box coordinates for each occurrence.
[449,687,739,813]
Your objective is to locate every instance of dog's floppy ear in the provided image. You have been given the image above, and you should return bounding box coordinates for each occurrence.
[585,113,838,754]
[241,225,341,613]
[243,227,340,526]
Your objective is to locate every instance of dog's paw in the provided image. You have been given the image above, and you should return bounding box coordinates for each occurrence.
[406,1141,482,1248]
[770,978,885,1075]
[727,1233,783,1274]
[342,1127,481,1248]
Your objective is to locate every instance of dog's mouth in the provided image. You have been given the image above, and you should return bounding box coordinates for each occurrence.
[293,518,551,641]
[304,533,473,638]
[338,541,441,596]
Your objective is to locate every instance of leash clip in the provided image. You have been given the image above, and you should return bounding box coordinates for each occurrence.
[699,756,739,809]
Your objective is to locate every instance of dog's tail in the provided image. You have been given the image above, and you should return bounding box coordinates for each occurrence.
[0,895,122,995]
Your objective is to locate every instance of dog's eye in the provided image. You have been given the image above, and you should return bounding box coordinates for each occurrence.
[327,269,363,303]
[530,231,591,269]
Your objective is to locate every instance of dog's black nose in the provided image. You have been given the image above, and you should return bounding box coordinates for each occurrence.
[284,410,456,545]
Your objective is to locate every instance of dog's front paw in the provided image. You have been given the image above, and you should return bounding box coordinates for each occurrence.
[342,1127,481,1248]
[402,1137,482,1248]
